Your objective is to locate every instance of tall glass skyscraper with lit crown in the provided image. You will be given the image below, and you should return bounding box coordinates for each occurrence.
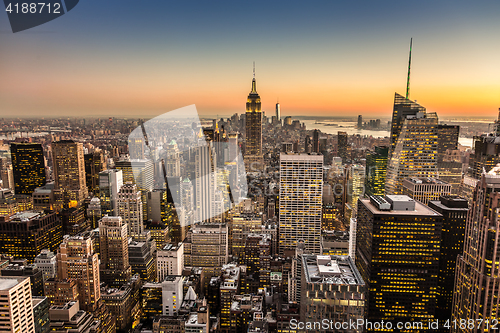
[385,99,439,195]
[244,68,264,172]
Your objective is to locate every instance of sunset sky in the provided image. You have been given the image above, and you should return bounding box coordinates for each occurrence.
[1,0,499,119]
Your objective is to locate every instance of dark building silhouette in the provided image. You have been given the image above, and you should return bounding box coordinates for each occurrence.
[356,195,442,326]
[10,143,46,195]
[337,131,348,163]
[437,124,459,160]
[428,196,468,324]
[0,211,62,264]
[84,150,106,196]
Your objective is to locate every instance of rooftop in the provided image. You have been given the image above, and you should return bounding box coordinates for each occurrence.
[302,255,364,286]
[0,277,25,291]
[404,177,449,185]
[364,197,440,216]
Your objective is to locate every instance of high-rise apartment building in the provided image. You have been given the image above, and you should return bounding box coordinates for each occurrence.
[10,143,46,195]
[402,177,452,205]
[52,140,88,208]
[56,233,100,312]
[452,166,500,332]
[244,69,264,172]
[99,169,123,217]
[279,153,323,254]
[0,211,62,263]
[428,196,468,323]
[118,182,143,239]
[356,195,442,326]
[385,110,439,195]
[99,216,131,287]
[337,131,348,163]
[0,276,35,333]
[365,146,388,196]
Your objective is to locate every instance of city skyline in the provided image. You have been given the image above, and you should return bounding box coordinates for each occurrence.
[1,1,500,118]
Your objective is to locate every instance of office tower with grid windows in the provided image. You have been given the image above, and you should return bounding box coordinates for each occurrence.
[385,110,439,195]
[365,146,389,197]
[279,153,323,254]
[10,143,46,195]
[402,177,452,205]
[52,140,88,209]
[452,166,500,332]
[0,211,62,263]
[356,195,442,327]
[437,124,459,160]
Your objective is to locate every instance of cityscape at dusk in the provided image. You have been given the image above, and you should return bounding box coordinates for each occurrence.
[1,1,500,333]
[1,1,500,117]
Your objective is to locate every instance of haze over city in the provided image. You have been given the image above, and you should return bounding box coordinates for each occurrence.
[1,0,500,118]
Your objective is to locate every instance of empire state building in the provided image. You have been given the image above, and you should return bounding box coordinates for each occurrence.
[244,68,264,172]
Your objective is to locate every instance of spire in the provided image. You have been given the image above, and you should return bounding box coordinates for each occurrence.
[251,62,257,93]
[406,38,412,100]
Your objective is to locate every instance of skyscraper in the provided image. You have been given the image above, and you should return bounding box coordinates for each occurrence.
[84,150,106,196]
[279,153,323,254]
[312,129,320,154]
[356,195,442,326]
[357,115,362,128]
[337,131,348,163]
[0,211,62,263]
[52,140,88,209]
[428,196,468,323]
[275,102,281,121]
[99,216,131,287]
[10,143,46,195]
[56,232,100,312]
[365,146,388,196]
[118,182,143,239]
[385,111,439,195]
[389,93,427,155]
[244,65,264,172]
[437,124,459,160]
[348,164,365,215]
[99,169,123,216]
[452,166,500,332]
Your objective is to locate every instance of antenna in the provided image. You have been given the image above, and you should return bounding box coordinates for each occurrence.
[253,61,255,78]
[406,38,412,100]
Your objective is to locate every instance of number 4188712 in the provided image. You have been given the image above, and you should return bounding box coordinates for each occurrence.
[5,3,62,14]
